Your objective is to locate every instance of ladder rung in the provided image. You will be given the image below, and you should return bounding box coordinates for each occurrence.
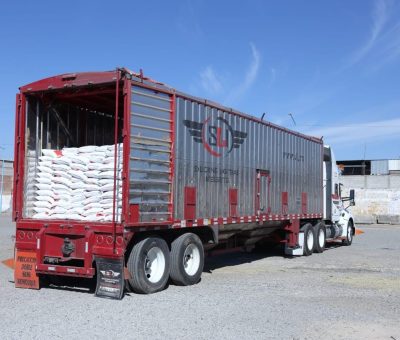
[131,101,171,113]
[131,135,171,144]
[130,168,171,174]
[139,211,170,215]
[131,123,171,133]
[131,145,171,154]
[130,190,170,195]
[131,112,171,123]
[136,201,171,205]
[131,179,171,184]
[130,157,170,164]
[132,90,171,102]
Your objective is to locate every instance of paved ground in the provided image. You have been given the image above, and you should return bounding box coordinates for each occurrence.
[0,215,399,339]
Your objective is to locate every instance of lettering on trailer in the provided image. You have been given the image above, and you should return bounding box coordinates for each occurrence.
[14,251,39,289]
[183,117,248,158]
[283,152,304,162]
[194,165,240,184]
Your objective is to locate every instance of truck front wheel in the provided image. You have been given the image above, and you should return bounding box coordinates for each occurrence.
[127,237,170,294]
[170,233,204,286]
[342,222,354,246]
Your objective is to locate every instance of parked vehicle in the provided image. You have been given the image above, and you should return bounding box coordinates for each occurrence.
[13,68,355,299]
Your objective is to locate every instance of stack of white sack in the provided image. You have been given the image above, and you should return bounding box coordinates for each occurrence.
[24,150,38,217]
[31,144,123,221]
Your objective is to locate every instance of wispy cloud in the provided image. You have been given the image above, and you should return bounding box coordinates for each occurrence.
[199,66,223,94]
[194,43,261,104]
[370,21,400,70]
[224,42,261,105]
[302,117,400,145]
[349,0,390,66]
[346,0,400,70]
[176,0,204,38]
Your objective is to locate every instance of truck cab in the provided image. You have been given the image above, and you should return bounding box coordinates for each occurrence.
[323,145,355,242]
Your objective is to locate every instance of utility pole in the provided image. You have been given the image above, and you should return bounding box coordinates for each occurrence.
[288,113,296,126]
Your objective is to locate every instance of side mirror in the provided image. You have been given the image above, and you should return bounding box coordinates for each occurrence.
[349,189,355,206]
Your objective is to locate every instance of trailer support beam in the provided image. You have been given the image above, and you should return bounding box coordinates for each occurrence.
[284,219,300,248]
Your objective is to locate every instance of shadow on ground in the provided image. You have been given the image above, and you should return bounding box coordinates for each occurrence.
[203,246,284,273]
[40,275,96,294]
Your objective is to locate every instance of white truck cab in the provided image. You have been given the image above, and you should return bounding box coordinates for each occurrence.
[323,145,355,243]
[285,145,356,256]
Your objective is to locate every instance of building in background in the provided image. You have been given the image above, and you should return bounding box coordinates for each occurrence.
[0,160,13,213]
[337,159,400,176]
[337,159,400,224]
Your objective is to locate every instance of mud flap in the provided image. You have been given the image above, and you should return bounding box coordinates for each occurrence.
[95,257,124,300]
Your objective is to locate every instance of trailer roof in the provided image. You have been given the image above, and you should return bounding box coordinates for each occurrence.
[19,71,118,93]
[19,68,323,144]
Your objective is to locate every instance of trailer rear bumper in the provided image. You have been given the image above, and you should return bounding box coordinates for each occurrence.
[35,264,95,277]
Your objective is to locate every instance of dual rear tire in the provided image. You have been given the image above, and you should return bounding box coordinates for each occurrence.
[302,223,326,256]
[127,233,204,294]
[127,237,170,294]
[170,233,204,286]
[314,223,326,253]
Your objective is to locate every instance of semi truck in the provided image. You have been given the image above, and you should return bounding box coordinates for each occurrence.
[13,68,356,299]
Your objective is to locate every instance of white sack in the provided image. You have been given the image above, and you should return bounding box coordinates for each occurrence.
[42,149,62,158]
[37,165,53,174]
[35,177,52,185]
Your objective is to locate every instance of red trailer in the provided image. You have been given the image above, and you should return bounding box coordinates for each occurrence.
[13,68,355,299]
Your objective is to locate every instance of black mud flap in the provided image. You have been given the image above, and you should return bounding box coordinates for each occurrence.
[95,257,124,300]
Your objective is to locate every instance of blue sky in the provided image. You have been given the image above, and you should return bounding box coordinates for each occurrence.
[1,0,399,161]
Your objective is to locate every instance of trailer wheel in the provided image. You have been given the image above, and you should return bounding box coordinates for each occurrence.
[170,233,204,286]
[342,221,353,246]
[127,237,170,294]
[314,224,326,253]
[303,224,315,256]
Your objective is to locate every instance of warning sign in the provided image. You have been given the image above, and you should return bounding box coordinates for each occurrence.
[14,250,39,289]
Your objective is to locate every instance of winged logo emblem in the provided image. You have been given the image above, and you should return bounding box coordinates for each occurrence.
[183,117,248,157]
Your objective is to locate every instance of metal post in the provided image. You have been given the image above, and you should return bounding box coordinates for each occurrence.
[112,69,121,254]
[0,148,4,215]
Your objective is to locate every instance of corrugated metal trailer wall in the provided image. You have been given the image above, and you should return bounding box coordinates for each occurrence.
[174,95,323,220]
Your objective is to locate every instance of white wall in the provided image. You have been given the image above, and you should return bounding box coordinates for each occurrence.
[1,194,11,213]
[341,175,400,224]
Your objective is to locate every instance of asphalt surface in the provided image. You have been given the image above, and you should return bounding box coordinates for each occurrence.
[0,215,399,339]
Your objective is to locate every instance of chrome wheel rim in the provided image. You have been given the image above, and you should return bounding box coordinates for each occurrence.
[183,244,200,276]
[306,230,314,251]
[144,246,165,283]
[318,229,325,248]
[348,225,353,241]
